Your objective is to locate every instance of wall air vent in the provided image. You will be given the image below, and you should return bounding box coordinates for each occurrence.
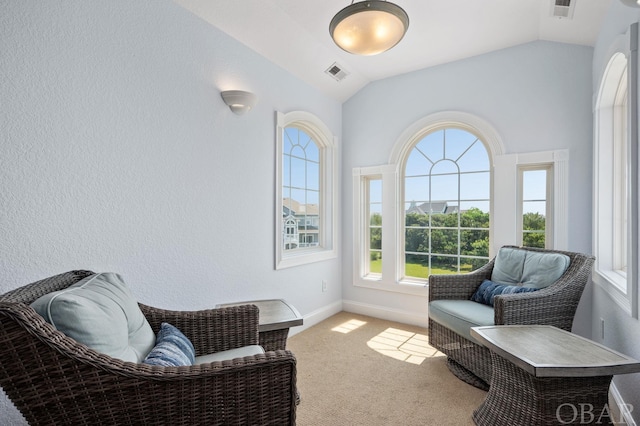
[325,62,349,82]
[551,0,575,19]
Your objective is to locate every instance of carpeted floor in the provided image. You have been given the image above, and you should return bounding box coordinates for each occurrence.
[287,312,487,426]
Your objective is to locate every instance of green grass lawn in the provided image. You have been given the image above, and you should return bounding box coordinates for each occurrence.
[369,259,472,278]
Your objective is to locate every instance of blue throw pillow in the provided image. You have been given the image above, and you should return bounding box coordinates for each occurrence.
[471,279,539,307]
[143,322,195,367]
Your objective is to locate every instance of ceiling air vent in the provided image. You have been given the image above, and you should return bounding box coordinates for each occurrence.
[325,62,349,82]
[551,0,575,19]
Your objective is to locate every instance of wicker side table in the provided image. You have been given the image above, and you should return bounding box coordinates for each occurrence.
[217,299,303,351]
[470,325,640,426]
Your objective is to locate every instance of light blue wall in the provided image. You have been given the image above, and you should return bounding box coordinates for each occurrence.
[592,1,640,422]
[342,40,595,332]
[0,1,341,423]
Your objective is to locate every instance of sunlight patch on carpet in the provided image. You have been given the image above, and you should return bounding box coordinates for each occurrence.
[331,319,367,334]
[367,327,444,364]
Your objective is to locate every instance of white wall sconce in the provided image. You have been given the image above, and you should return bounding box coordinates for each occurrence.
[620,0,640,7]
[220,90,258,115]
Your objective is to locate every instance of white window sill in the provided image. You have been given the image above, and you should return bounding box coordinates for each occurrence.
[353,278,428,296]
[592,269,631,315]
[276,247,337,270]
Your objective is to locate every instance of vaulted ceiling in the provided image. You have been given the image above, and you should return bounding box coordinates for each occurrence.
[175,0,612,102]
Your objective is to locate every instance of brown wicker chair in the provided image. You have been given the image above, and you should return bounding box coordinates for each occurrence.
[0,270,297,425]
[428,246,595,390]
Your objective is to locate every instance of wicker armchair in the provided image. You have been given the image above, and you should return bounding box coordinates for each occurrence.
[428,246,595,390]
[0,270,297,426]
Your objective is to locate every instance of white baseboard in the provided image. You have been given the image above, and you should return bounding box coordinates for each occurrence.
[288,300,343,338]
[610,382,637,426]
[342,299,429,328]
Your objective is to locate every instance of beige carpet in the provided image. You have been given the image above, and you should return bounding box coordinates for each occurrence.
[287,312,487,426]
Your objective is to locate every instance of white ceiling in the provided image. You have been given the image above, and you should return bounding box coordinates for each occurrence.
[174,0,612,102]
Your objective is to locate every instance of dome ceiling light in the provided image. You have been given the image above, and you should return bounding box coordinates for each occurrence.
[329,1,409,56]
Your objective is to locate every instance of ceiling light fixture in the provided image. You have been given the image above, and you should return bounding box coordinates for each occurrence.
[620,0,640,6]
[220,90,257,115]
[329,1,409,56]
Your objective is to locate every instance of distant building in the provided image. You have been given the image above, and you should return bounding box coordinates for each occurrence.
[406,200,460,215]
[282,198,319,249]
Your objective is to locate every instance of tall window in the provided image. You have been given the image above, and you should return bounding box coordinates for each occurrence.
[403,128,490,279]
[594,42,637,317]
[519,166,552,248]
[276,111,336,269]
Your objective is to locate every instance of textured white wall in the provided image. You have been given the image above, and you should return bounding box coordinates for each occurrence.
[341,41,594,331]
[0,1,341,423]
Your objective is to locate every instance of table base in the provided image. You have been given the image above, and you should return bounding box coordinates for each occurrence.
[473,354,613,426]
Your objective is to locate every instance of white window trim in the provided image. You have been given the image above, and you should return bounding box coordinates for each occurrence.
[353,165,428,295]
[352,112,504,294]
[275,111,337,270]
[492,150,568,255]
[392,112,504,284]
[593,25,639,318]
[352,112,573,296]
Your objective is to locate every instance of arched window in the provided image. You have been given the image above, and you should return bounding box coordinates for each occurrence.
[402,127,491,279]
[353,112,503,293]
[276,111,337,269]
[594,42,637,316]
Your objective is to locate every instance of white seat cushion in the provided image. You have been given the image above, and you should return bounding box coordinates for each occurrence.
[194,345,265,364]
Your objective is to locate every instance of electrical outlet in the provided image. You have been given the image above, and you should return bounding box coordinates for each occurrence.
[322,280,327,292]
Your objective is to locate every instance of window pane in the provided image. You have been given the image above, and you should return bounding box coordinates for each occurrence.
[415,131,445,161]
[307,161,319,190]
[369,179,382,202]
[523,170,547,200]
[367,178,382,277]
[406,150,432,177]
[521,169,547,249]
[457,142,490,171]
[289,156,306,188]
[405,227,428,253]
[405,176,430,203]
[370,251,382,274]
[305,138,319,161]
[461,229,490,256]
[429,174,459,201]
[460,172,490,200]
[431,229,459,255]
[405,253,429,278]
[444,128,478,160]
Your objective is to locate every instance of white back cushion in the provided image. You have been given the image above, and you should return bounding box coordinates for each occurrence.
[31,272,155,363]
